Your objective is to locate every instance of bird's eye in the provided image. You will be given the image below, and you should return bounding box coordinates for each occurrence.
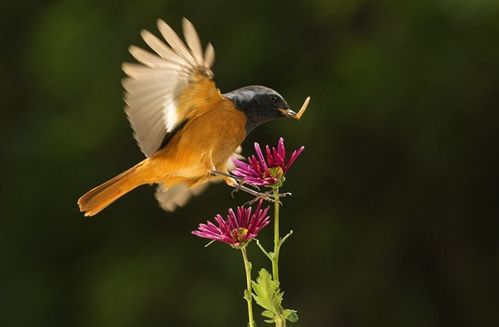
[271,96,279,105]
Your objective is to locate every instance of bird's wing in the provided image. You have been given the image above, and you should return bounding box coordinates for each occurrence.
[122,18,220,157]
[155,183,208,212]
[155,146,243,212]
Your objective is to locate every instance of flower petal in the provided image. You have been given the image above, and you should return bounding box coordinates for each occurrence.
[254,142,268,171]
[193,200,270,246]
[285,146,305,172]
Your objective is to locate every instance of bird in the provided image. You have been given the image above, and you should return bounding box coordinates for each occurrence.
[77,18,309,216]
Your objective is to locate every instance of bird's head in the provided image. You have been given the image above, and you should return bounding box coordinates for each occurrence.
[224,85,299,132]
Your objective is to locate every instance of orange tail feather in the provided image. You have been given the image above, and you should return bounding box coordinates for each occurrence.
[78,162,147,217]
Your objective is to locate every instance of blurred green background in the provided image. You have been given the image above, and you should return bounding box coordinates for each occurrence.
[1,0,498,326]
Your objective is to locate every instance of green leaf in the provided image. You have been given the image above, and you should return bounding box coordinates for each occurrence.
[252,269,299,324]
[262,310,276,324]
[261,310,275,319]
[283,309,299,322]
[251,269,283,315]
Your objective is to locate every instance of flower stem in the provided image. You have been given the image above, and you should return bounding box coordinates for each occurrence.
[272,187,280,282]
[272,188,288,327]
[241,246,256,327]
[255,238,272,260]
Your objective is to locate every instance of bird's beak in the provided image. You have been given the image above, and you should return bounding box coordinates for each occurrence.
[279,96,311,120]
[279,108,297,118]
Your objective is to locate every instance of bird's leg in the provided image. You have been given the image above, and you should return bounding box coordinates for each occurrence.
[209,170,243,183]
[210,170,293,205]
[210,170,273,202]
[209,170,247,194]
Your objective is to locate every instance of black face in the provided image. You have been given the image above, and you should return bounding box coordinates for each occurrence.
[254,90,289,114]
[224,85,291,133]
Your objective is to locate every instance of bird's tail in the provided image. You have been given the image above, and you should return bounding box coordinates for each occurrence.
[78,162,148,217]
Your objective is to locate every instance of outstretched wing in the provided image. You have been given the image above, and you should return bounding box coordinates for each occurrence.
[122,18,220,157]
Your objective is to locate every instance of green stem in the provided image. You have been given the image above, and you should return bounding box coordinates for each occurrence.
[241,246,256,327]
[272,187,280,282]
[272,188,288,327]
[255,238,272,260]
[275,317,285,327]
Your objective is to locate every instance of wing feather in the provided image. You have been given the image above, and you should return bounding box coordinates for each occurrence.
[204,42,215,68]
[140,30,188,67]
[129,46,173,68]
[155,183,208,212]
[182,18,204,65]
[157,19,196,65]
[123,18,222,157]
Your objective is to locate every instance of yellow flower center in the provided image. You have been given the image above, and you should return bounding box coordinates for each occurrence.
[268,166,284,178]
[268,166,285,187]
[231,228,249,242]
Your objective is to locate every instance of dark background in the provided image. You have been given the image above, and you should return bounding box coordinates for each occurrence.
[1,0,498,326]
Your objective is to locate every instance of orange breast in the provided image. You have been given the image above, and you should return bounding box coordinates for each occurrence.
[147,98,247,181]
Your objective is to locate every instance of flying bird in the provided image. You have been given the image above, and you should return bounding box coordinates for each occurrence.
[78,18,309,216]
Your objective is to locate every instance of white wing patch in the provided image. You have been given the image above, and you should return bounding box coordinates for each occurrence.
[164,100,178,132]
[122,18,215,157]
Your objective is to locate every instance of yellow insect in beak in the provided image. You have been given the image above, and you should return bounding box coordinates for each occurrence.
[279,96,311,120]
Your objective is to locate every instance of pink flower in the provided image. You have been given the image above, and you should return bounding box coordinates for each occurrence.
[192,200,270,248]
[232,137,305,187]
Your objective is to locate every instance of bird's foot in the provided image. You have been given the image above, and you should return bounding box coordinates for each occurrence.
[230,182,266,199]
[210,170,291,205]
[243,191,277,206]
[210,170,245,184]
[242,190,293,206]
[224,178,275,204]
